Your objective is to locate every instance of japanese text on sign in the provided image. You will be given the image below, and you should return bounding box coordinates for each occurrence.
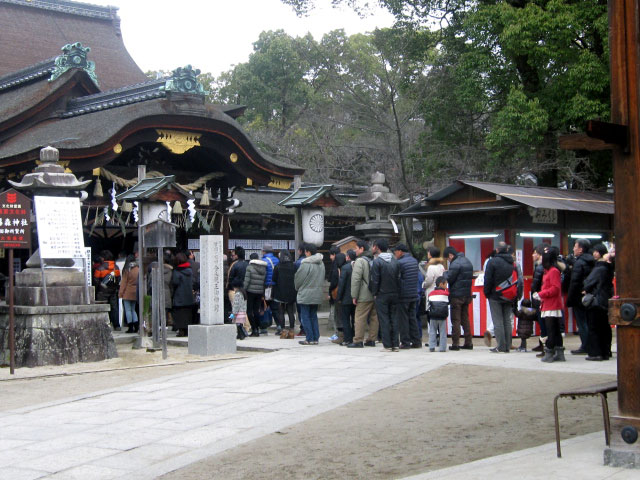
[35,196,85,258]
[0,189,32,249]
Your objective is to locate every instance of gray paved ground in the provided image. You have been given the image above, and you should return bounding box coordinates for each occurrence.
[0,333,622,480]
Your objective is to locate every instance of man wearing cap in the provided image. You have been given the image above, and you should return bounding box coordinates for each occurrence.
[393,244,422,349]
[443,246,474,350]
[262,244,280,334]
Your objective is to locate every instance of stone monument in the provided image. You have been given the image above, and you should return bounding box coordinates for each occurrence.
[0,146,116,367]
[188,235,236,355]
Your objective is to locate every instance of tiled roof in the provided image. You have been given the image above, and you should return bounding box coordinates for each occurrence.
[1,0,118,20]
[278,185,343,207]
[116,176,193,201]
[62,79,166,117]
[396,180,614,217]
[0,58,55,92]
[0,1,147,90]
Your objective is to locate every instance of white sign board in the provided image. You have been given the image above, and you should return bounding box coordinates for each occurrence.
[530,208,558,224]
[84,247,92,286]
[34,196,85,259]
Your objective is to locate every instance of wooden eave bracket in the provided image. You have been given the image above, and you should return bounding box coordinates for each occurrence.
[558,120,629,153]
[586,120,629,153]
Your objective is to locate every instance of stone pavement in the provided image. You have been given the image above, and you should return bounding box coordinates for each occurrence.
[0,336,618,480]
[402,431,637,480]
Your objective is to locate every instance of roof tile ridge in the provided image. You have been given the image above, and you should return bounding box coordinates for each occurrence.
[62,80,167,118]
[1,0,118,20]
[69,79,165,102]
[0,57,56,92]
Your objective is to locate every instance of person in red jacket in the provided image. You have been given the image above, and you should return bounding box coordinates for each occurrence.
[533,249,565,363]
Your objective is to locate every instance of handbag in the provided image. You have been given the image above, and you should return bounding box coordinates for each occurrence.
[582,292,597,308]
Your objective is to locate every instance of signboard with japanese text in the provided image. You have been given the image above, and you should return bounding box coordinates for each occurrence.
[34,196,85,259]
[0,189,32,250]
[530,207,558,224]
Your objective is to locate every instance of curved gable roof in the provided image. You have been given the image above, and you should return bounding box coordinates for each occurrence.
[0,0,147,90]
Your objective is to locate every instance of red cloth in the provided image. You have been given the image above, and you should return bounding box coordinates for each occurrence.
[538,266,563,311]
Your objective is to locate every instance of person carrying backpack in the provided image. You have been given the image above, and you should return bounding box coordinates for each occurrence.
[427,276,450,352]
[484,242,521,353]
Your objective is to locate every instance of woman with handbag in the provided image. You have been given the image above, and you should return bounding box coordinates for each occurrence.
[582,244,614,361]
[533,249,564,363]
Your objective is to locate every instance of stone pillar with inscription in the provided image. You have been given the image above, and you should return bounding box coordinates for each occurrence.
[188,235,236,355]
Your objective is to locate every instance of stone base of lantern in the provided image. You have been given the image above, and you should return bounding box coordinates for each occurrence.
[0,304,116,367]
[188,324,237,356]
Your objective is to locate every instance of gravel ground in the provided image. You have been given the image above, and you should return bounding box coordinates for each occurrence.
[160,363,617,480]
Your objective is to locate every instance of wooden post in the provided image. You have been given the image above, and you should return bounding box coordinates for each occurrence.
[136,165,148,345]
[605,0,640,467]
[8,248,15,375]
[293,175,303,248]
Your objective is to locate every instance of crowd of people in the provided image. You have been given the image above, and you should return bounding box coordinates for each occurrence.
[91,236,616,361]
[92,248,200,336]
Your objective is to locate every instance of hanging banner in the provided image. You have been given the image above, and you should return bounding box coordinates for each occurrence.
[34,196,85,258]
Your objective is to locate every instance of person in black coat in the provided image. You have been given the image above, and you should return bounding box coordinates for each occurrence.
[583,244,614,361]
[327,246,341,340]
[171,252,194,337]
[371,238,400,350]
[393,243,422,349]
[272,250,297,333]
[227,247,248,291]
[443,246,474,350]
[484,243,520,353]
[338,249,357,345]
[567,238,595,354]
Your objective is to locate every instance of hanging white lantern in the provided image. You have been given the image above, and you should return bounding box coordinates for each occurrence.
[301,208,324,247]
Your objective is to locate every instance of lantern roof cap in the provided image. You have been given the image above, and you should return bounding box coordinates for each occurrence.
[278,184,343,208]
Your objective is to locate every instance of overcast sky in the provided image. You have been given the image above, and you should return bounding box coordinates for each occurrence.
[91,0,394,76]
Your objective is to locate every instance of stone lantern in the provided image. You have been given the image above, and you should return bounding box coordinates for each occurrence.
[353,172,404,241]
[0,146,116,367]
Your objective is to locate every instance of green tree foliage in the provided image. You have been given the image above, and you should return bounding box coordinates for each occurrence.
[282,0,612,189]
[212,28,433,196]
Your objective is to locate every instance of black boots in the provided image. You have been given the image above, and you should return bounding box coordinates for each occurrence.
[236,324,246,340]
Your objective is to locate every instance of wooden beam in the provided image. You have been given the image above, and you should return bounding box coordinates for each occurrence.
[558,133,615,151]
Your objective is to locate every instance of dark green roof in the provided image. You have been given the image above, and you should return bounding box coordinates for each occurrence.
[115,175,193,201]
[278,185,343,207]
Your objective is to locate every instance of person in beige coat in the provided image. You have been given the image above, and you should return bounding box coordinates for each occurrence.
[119,254,139,333]
[347,239,379,348]
[422,246,446,299]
